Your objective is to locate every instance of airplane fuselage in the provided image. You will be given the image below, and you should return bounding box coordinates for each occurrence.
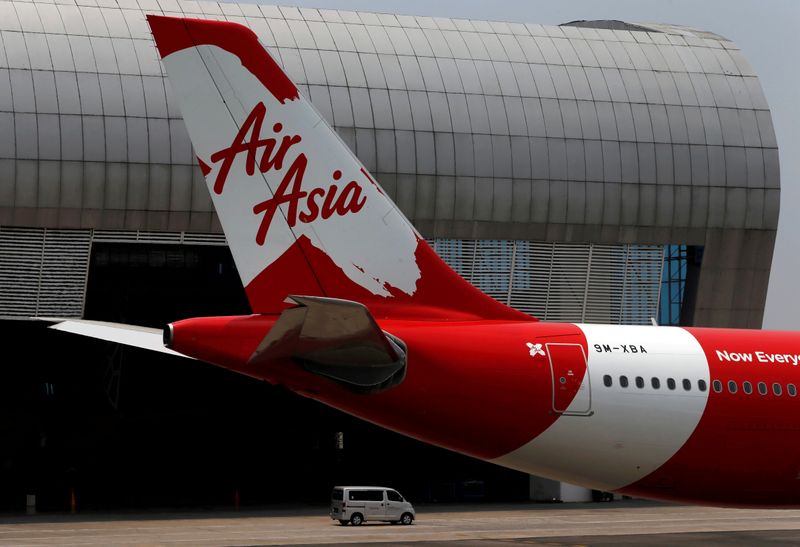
[169,315,800,508]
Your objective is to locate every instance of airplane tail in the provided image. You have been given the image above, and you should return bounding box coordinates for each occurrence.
[147,15,531,321]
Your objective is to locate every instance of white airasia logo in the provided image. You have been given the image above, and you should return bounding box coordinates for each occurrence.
[526,342,546,358]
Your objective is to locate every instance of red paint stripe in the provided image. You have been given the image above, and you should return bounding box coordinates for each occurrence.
[146,15,298,104]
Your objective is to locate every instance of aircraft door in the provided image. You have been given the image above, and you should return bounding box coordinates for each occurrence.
[546,343,591,415]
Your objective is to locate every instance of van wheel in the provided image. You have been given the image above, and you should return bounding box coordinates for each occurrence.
[350,513,364,526]
[338,519,348,526]
[400,512,413,525]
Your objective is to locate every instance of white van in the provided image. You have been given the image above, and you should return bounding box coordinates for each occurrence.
[330,486,415,526]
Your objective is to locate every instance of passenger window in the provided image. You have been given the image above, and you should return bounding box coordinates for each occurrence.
[789,384,797,397]
[682,379,691,391]
[743,381,753,394]
[603,374,612,387]
[651,377,660,389]
[619,376,629,388]
[697,379,707,392]
[635,376,644,388]
[727,380,737,394]
[758,382,767,395]
[773,383,782,396]
[712,380,722,393]
[667,378,676,390]
[387,490,403,502]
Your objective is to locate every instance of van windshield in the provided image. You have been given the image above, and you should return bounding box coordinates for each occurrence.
[331,488,344,501]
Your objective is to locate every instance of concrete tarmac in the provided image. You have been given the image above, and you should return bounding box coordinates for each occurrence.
[2,500,800,546]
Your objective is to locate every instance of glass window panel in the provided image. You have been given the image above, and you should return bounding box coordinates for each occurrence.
[692,46,722,73]
[298,49,326,85]
[318,8,342,23]
[422,28,450,57]
[666,105,688,143]
[121,9,148,38]
[338,10,361,25]
[277,47,306,84]
[328,22,356,51]
[541,98,564,138]
[348,23,376,53]
[640,43,668,71]
[480,33,508,61]
[605,41,634,69]
[104,116,127,162]
[579,100,602,140]
[25,33,52,70]
[474,60,500,95]
[584,67,610,102]
[43,36,72,73]
[455,59,482,94]
[638,71,663,104]
[125,116,147,162]
[59,115,82,161]
[32,70,58,114]
[113,38,139,74]
[552,37,579,65]
[494,62,519,95]
[437,58,463,93]
[318,50,346,86]
[398,56,425,90]
[409,90,433,131]
[466,94,490,134]
[102,8,130,38]
[418,57,445,92]
[522,97,547,137]
[530,64,556,98]
[395,130,415,174]
[76,72,103,115]
[89,37,117,73]
[566,66,592,101]
[473,135,492,177]
[80,115,104,162]
[618,69,644,103]
[416,131,435,174]
[3,31,30,69]
[54,72,81,114]
[369,88,393,129]
[514,35,544,64]
[447,93,470,133]
[329,86,354,126]
[442,30,470,58]
[366,25,395,54]
[378,54,405,89]
[461,32,490,60]
[339,51,367,87]
[486,95,509,135]
[360,53,386,88]
[142,76,167,117]
[435,133,455,178]
[37,113,60,160]
[169,118,192,164]
[307,85,333,124]
[534,36,561,64]
[548,65,574,99]
[81,7,109,37]
[16,3,43,32]
[570,39,598,66]
[9,69,34,112]
[429,92,452,132]
[0,2,20,31]
[614,102,636,142]
[511,63,536,97]
[631,103,654,142]
[389,90,414,130]
[505,96,526,136]
[560,99,581,139]
[133,40,160,76]
[298,21,330,50]
[120,75,146,117]
[497,34,525,63]
[350,87,373,127]
[148,118,170,164]
[649,105,670,143]
[385,26,413,55]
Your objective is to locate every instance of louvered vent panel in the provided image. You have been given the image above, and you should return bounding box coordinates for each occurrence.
[431,238,664,325]
[0,227,91,317]
[38,230,92,317]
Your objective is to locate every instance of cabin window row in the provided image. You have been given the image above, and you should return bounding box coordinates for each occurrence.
[711,380,796,397]
[602,375,706,392]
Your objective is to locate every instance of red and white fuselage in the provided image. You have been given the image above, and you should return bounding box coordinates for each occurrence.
[58,15,798,509]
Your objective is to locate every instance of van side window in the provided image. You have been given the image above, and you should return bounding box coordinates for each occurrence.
[332,489,344,501]
[387,490,403,502]
[350,490,383,501]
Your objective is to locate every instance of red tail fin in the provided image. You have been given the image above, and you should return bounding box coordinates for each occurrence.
[148,15,532,321]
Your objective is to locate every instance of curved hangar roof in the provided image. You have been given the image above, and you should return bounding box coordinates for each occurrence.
[0,1,778,243]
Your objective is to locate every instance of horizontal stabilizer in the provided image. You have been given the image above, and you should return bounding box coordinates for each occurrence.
[248,296,406,393]
[46,319,192,359]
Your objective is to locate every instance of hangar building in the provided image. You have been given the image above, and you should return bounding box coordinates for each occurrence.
[0,0,779,510]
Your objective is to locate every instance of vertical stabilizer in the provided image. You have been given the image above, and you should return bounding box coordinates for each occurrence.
[148,15,531,321]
